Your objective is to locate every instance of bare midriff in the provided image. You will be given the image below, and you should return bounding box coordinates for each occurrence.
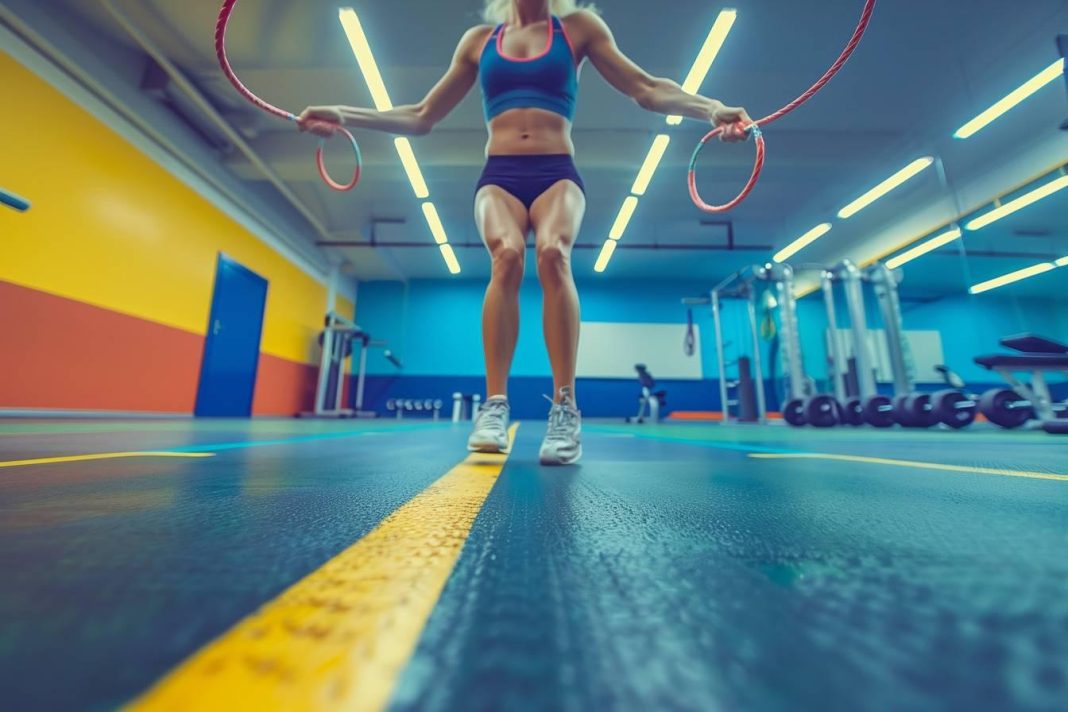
[486,107,574,156]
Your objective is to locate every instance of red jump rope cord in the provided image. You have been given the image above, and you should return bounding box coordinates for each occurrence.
[689,0,877,212]
[214,0,361,191]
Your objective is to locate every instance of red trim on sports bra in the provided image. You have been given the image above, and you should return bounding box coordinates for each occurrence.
[496,17,554,62]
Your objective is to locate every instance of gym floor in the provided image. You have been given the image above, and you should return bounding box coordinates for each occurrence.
[2,418,1066,710]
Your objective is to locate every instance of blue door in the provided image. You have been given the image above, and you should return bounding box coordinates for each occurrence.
[195,254,268,417]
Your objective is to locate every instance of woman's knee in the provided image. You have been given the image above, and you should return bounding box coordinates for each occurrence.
[490,241,525,287]
[536,239,573,282]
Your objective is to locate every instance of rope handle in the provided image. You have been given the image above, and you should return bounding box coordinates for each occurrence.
[689,0,877,213]
[215,0,362,192]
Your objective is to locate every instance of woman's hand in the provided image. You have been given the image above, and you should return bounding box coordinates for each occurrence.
[297,106,345,137]
[708,101,754,142]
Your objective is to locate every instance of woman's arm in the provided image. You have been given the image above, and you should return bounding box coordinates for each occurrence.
[298,25,491,137]
[568,11,752,141]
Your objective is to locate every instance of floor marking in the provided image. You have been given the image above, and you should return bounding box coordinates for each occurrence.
[0,452,214,469]
[132,423,521,712]
[749,453,1068,482]
[165,424,444,453]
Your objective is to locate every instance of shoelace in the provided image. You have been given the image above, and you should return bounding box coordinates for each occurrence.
[477,400,509,431]
[543,395,578,440]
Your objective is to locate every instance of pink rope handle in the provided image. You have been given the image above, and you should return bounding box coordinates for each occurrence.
[214,0,362,192]
[689,0,877,213]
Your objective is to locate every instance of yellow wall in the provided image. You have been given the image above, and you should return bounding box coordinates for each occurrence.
[0,51,351,365]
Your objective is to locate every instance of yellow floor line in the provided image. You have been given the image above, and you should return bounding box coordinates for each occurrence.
[131,423,521,712]
[749,452,1068,482]
[0,452,214,469]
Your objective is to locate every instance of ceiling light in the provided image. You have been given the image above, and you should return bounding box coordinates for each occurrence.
[439,244,461,274]
[667,9,738,125]
[1055,256,1068,267]
[421,202,447,244]
[954,58,1065,139]
[609,196,639,240]
[884,227,962,269]
[837,157,934,219]
[965,174,1068,231]
[631,135,671,195]
[338,8,393,111]
[969,262,1054,294]
[594,240,617,273]
[773,223,832,263]
[396,138,429,198]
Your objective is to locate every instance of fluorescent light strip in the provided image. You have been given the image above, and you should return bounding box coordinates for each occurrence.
[954,58,1065,139]
[965,174,1068,231]
[609,196,639,240]
[594,240,617,272]
[969,262,1054,295]
[421,202,447,244]
[439,244,461,274]
[631,135,671,195]
[837,157,934,219]
[395,138,429,198]
[666,9,738,126]
[773,223,832,264]
[1056,256,1068,267]
[340,9,453,272]
[884,228,962,269]
[338,8,393,111]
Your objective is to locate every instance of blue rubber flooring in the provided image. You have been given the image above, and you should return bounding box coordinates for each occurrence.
[1,419,1066,711]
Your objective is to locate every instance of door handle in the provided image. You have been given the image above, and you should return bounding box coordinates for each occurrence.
[213,319,222,335]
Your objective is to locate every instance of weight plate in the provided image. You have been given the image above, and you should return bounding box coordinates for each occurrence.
[805,394,839,428]
[783,398,806,427]
[863,395,895,428]
[931,389,976,429]
[978,388,1031,429]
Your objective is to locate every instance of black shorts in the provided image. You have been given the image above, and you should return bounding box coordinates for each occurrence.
[475,154,585,209]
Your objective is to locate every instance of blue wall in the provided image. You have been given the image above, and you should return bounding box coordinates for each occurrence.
[354,278,1067,419]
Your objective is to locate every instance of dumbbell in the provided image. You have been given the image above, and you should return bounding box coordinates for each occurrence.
[855,395,894,428]
[978,388,1044,429]
[899,393,938,428]
[837,395,907,428]
[783,394,839,427]
[838,397,865,427]
[930,389,977,429]
[386,399,402,420]
[883,393,938,428]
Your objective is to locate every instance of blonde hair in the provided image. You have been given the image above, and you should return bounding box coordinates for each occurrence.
[482,0,598,23]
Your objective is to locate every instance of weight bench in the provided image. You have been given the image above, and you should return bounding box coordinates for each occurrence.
[973,333,1068,428]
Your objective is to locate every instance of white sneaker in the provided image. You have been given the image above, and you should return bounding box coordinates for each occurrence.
[539,387,582,466]
[467,397,510,453]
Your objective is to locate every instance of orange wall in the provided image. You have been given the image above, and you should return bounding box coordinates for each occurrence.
[0,50,351,414]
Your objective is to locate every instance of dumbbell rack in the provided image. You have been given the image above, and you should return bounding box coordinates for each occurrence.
[386,398,445,421]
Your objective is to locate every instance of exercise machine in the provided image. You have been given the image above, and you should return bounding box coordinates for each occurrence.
[627,364,667,423]
[298,311,401,418]
[689,269,769,423]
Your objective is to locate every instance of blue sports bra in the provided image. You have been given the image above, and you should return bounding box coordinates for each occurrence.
[479,16,578,122]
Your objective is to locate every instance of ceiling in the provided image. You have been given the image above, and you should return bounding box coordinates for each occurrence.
[46,0,1068,293]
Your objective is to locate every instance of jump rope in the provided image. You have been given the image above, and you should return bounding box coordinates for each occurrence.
[689,0,877,212]
[214,0,362,191]
[214,0,876,207]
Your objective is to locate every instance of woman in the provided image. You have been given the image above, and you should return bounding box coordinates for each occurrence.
[299,0,751,465]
